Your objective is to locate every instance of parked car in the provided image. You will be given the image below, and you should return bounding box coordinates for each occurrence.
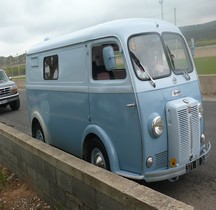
[0,69,20,110]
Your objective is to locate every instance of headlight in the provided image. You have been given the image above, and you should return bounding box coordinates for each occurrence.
[152,116,164,137]
[11,87,18,94]
[146,156,154,168]
[11,85,18,94]
[198,104,203,119]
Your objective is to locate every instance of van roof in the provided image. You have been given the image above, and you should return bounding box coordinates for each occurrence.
[27,18,180,55]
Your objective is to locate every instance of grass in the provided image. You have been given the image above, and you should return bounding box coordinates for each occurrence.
[194,56,216,75]
[196,39,216,47]
[0,167,7,191]
[5,64,25,77]
[12,75,26,81]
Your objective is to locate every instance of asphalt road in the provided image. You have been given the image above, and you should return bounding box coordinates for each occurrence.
[0,89,215,210]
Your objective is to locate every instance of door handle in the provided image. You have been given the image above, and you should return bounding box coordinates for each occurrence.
[126,103,136,108]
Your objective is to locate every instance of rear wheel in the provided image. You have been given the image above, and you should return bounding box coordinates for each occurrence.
[87,137,110,170]
[32,122,45,142]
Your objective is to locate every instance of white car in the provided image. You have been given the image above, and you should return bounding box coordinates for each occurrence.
[0,69,20,110]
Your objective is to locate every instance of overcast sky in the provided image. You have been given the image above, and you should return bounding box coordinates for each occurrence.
[1,0,216,57]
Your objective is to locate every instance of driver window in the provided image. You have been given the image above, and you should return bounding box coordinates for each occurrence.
[92,43,126,80]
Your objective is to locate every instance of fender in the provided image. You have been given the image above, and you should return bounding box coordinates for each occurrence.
[81,124,120,172]
[31,110,52,145]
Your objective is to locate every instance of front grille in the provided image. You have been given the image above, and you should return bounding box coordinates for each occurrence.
[166,97,200,166]
[0,87,11,96]
[155,151,168,169]
[178,105,200,164]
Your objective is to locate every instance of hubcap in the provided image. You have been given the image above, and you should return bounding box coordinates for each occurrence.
[91,148,106,169]
[36,130,44,141]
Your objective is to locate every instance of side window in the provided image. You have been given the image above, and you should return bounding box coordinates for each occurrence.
[44,55,59,80]
[92,43,126,80]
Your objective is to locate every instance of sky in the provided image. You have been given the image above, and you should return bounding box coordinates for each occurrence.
[0,0,216,57]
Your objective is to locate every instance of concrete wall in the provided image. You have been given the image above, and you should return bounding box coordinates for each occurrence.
[0,123,193,210]
[199,75,216,95]
[15,76,216,96]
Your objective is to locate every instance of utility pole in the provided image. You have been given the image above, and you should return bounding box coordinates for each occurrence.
[174,7,176,25]
[17,53,20,76]
[159,0,164,20]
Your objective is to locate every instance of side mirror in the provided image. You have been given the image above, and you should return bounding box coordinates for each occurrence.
[103,46,116,71]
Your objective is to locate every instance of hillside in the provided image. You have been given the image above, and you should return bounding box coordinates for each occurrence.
[179,20,216,46]
[0,53,26,68]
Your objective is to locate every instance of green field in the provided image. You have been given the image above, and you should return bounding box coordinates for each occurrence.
[194,56,216,75]
[196,39,216,47]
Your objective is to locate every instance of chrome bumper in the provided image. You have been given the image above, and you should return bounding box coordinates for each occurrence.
[0,93,19,105]
[144,142,211,182]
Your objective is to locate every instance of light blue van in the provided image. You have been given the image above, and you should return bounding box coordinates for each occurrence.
[26,18,211,182]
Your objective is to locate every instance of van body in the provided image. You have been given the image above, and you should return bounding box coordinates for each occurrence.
[26,18,211,182]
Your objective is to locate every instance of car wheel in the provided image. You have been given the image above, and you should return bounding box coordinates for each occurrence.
[87,137,110,170]
[10,99,20,110]
[32,122,45,142]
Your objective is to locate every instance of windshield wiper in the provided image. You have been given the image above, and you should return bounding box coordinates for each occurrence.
[180,69,190,80]
[166,46,190,81]
[166,46,175,70]
[130,51,156,88]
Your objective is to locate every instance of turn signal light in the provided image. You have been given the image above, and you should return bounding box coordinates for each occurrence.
[170,158,177,168]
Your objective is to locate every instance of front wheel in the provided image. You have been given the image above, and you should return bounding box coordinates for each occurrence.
[32,122,45,142]
[87,137,110,170]
[10,99,20,110]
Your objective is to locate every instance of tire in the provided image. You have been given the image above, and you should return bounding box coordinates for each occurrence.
[87,137,110,170]
[32,122,45,142]
[10,99,20,110]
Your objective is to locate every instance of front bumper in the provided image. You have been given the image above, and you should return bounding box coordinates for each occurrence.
[144,142,211,182]
[0,93,19,105]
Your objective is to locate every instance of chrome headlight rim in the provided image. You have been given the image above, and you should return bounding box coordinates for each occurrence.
[152,116,164,137]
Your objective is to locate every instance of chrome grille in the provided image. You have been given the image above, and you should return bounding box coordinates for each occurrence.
[166,97,200,166]
[178,106,200,164]
[178,108,190,163]
[0,87,11,96]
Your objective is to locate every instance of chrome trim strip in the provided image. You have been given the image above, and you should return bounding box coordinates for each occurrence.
[0,93,19,101]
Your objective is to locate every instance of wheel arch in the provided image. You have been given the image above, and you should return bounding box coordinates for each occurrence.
[81,125,120,172]
[31,110,51,144]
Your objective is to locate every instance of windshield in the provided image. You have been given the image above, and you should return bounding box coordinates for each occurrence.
[0,71,8,83]
[129,33,170,80]
[162,33,193,74]
[129,33,193,81]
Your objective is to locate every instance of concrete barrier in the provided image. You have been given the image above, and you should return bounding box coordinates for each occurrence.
[199,75,216,95]
[15,76,216,97]
[0,123,193,210]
